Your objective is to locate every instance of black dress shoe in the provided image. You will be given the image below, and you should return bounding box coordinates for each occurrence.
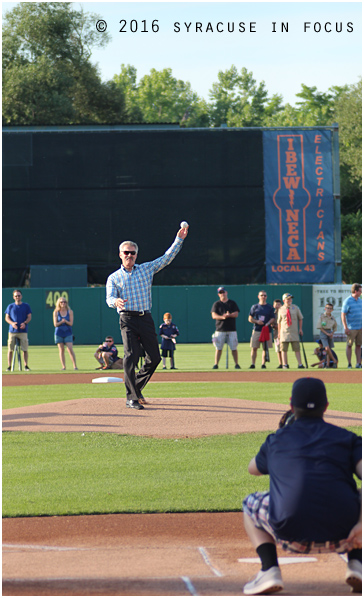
[126,399,144,410]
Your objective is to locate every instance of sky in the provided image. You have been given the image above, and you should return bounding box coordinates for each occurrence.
[2,1,362,106]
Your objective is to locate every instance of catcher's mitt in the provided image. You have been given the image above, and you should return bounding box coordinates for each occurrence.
[278,409,295,429]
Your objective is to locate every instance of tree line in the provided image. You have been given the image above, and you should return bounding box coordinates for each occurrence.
[3,3,361,282]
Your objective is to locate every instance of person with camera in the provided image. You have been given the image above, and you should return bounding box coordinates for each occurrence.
[94,336,123,370]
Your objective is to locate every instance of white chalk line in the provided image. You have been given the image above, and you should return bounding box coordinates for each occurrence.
[3,543,94,552]
[238,557,317,565]
[3,577,93,583]
[198,546,224,577]
[181,576,199,596]
[4,574,201,594]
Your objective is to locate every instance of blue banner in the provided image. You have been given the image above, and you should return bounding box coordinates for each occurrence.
[263,130,335,283]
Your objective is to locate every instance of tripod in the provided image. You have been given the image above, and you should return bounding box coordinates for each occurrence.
[225,332,230,369]
[11,338,22,371]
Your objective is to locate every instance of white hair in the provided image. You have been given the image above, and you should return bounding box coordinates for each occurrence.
[119,241,139,254]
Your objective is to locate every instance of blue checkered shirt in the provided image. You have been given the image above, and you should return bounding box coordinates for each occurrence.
[342,295,362,329]
[106,236,183,312]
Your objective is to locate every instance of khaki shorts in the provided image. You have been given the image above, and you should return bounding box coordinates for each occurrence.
[346,329,362,347]
[213,331,239,351]
[281,341,300,352]
[250,330,273,350]
[8,332,29,351]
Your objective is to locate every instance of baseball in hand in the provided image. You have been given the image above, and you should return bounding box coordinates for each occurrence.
[180,221,189,228]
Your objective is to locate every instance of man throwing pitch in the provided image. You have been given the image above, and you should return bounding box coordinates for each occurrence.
[106,225,188,410]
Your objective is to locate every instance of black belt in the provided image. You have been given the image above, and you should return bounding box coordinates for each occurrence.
[120,310,150,317]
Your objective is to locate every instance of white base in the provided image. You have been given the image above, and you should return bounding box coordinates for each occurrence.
[92,377,124,383]
[238,557,317,565]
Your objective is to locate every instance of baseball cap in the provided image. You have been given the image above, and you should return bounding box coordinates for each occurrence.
[290,377,328,410]
[282,293,294,300]
[217,287,226,294]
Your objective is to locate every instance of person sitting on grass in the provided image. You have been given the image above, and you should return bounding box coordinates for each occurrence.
[310,340,339,369]
[242,377,362,596]
[94,337,123,370]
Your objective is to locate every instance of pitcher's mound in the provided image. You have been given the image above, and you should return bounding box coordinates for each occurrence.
[3,397,361,437]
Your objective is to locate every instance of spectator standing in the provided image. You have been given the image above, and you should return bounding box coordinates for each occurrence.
[159,312,179,369]
[53,297,78,370]
[211,287,241,369]
[248,291,275,369]
[5,289,32,371]
[106,225,188,410]
[272,299,284,369]
[277,293,304,369]
[242,377,362,596]
[316,302,338,368]
[341,283,362,368]
[94,336,123,370]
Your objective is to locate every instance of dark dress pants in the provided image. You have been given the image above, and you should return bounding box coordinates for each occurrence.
[119,312,161,401]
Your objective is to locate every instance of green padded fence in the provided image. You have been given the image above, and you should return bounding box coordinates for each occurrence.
[2,285,313,346]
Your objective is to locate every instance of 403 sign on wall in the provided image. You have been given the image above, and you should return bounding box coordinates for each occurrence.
[263,129,335,283]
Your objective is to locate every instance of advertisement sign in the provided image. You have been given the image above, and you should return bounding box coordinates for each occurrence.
[264,130,335,283]
[312,284,351,338]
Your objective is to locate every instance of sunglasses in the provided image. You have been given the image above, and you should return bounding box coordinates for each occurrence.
[122,251,136,256]
[105,339,113,343]
[14,295,21,297]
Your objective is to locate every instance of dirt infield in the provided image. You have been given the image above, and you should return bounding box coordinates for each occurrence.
[2,513,356,596]
[2,396,361,436]
[2,369,361,386]
[3,369,362,595]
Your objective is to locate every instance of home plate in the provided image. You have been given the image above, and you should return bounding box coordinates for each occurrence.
[238,557,317,565]
[92,377,123,383]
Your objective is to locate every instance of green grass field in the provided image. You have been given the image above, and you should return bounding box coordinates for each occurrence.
[2,343,362,518]
[2,340,354,373]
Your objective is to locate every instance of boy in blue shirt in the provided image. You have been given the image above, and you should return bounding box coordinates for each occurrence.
[159,312,179,369]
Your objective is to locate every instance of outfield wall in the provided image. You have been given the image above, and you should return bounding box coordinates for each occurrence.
[3,127,265,288]
[3,285,313,346]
